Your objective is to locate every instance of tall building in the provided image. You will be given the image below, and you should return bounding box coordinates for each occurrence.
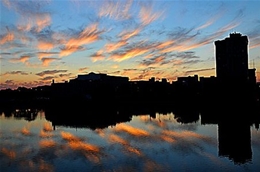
[215,32,248,82]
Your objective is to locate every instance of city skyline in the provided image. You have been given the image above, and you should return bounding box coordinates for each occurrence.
[1,0,260,90]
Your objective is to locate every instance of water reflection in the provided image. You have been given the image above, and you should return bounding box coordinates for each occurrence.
[0,104,259,171]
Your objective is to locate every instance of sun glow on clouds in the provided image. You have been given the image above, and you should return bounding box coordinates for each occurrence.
[39,139,56,148]
[114,123,149,136]
[0,32,14,45]
[1,148,16,159]
[60,131,100,152]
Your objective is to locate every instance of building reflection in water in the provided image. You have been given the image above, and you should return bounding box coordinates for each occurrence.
[201,100,259,164]
[218,120,252,164]
[1,101,259,165]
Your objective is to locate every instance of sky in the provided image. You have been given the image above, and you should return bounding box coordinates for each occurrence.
[0,0,260,90]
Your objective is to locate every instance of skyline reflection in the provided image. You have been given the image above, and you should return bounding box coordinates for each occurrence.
[1,103,259,171]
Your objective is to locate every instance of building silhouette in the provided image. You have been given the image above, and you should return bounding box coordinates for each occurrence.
[215,32,249,83]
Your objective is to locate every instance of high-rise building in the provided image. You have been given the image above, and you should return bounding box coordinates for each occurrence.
[215,32,248,82]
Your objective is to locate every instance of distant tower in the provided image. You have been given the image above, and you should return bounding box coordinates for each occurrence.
[214,32,248,83]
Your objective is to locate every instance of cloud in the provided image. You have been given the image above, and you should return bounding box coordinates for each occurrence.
[139,55,167,67]
[40,130,53,138]
[131,68,164,81]
[109,45,150,62]
[173,51,199,59]
[184,68,215,75]
[59,23,103,57]
[195,9,223,30]
[39,139,56,148]
[119,28,141,41]
[59,73,72,78]
[40,76,56,81]
[60,131,100,153]
[139,3,164,26]
[1,148,16,159]
[3,0,52,32]
[0,52,12,55]
[35,70,68,77]
[9,55,31,63]
[4,80,14,84]
[114,123,149,137]
[37,41,55,51]
[41,58,57,67]
[108,134,128,145]
[37,52,59,60]
[1,71,29,76]
[59,46,85,57]
[0,80,48,90]
[90,50,106,62]
[105,40,128,52]
[108,134,142,156]
[249,38,260,49]
[119,68,139,77]
[98,0,132,20]
[0,32,15,45]
[21,127,31,136]
[78,67,89,72]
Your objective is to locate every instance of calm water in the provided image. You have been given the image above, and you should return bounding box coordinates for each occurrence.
[0,108,260,172]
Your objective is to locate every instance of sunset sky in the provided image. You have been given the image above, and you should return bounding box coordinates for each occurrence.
[1,0,260,90]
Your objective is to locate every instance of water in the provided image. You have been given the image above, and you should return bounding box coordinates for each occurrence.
[0,108,259,172]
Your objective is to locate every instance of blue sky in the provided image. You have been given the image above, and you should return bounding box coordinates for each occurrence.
[1,0,260,89]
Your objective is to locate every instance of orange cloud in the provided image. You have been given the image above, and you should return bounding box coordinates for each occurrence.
[107,133,143,156]
[143,160,165,172]
[61,131,100,153]
[119,28,141,40]
[108,134,128,145]
[95,129,105,138]
[0,71,29,76]
[10,55,31,63]
[39,139,56,148]
[69,141,100,152]
[43,122,53,132]
[161,130,209,141]
[64,23,100,49]
[61,131,82,142]
[41,58,57,67]
[17,22,32,32]
[110,47,150,62]
[59,46,84,57]
[105,40,128,52]
[20,56,30,63]
[1,148,16,159]
[156,40,175,50]
[114,123,149,136]
[91,50,106,62]
[21,127,30,136]
[38,160,54,172]
[139,4,164,26]
[17,13,51,32]
[37,52,58,60]
[37,41,55,51]
[35,14,51,32]
[39,130,53,138]
[249,41,260,49]
[0,32,14,45]
[160,135,176,143]
[125,146,142,156]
